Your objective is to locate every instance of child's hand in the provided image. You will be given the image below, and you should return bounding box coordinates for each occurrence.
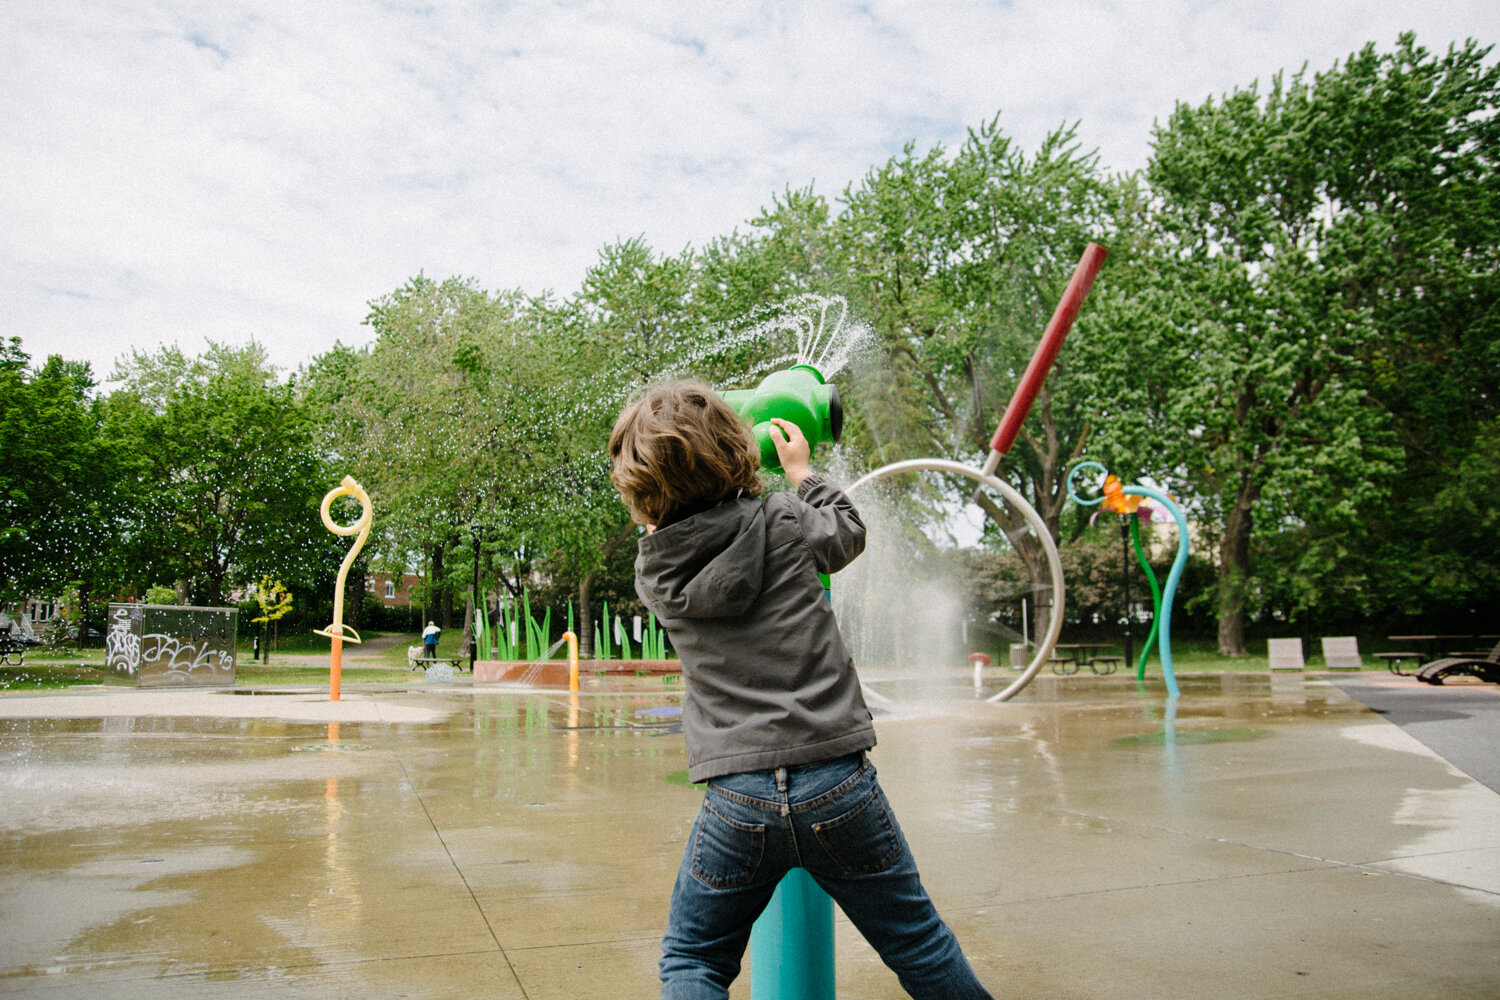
[768,418,812,487]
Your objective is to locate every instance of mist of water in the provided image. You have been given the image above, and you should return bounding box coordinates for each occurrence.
[832,468,968,704]
[827,456,1048,708]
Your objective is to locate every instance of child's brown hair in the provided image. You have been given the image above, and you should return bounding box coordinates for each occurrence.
[609,380,763,526]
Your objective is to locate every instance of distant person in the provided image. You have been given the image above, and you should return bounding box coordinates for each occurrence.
[422,621,440,660]
[610,381,992,999]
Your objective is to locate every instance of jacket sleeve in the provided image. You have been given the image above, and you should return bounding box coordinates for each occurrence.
[790,474,866,573]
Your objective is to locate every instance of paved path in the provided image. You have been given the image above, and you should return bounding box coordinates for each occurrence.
[1332,672,1500,793]
[255,630,418,668]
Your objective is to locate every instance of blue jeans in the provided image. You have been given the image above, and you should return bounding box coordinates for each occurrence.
[660,753,992,999]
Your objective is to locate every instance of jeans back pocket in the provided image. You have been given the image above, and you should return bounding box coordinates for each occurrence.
[811,784,902,876]
[691,799,767,890]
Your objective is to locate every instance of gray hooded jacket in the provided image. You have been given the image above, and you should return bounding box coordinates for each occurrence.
[634,474,874,782]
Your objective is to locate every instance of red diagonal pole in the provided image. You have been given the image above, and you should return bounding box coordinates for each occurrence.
[983,242,1108,474]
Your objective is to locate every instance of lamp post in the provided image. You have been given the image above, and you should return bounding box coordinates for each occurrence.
[471,527,481,672]
[1121,518,1134,669]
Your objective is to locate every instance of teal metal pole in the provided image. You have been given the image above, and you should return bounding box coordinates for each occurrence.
[750,571,837,1000]
[1122,485,1187,699]
[750,868,835,999]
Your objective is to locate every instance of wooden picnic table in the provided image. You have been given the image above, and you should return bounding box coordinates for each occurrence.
[1383,635,1500,675]
[411,656,468,673]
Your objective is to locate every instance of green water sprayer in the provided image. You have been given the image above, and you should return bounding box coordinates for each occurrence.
[718,364,843,474]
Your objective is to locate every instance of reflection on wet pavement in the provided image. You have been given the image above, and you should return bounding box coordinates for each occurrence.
[1,673,1497,998]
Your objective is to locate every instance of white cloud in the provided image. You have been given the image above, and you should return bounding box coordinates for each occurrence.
[2,0,1496,381]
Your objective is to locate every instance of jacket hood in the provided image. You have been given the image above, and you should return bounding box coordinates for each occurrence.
[635,497,766,620]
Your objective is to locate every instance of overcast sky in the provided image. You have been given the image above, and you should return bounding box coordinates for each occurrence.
[5,1,1496,383]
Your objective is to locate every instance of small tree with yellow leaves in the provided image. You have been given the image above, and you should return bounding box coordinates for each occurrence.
[250,574,293,663]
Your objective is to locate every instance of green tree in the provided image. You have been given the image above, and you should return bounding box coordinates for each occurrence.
[249,573,293,662]
[0,339,128,627]
[312,274,568,652]
[1316,37,1500,624]
[826,120,1137,637]
[834,120,1134,506]
[548,239,721,655]
[106,342,331,606]
[542,231,832,654]
[1138,34,1495,652]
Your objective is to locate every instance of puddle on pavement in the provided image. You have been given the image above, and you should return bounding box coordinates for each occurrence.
[1112,728,1270,746]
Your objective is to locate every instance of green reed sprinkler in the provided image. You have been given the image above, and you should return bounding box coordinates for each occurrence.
[719,364,843,474]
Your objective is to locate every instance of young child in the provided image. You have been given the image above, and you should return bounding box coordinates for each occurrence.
[609,381,992,1000]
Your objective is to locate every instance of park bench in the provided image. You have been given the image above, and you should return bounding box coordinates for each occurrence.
[1087,655,1122,674]
[1048,651,1078,675]
[408,651,467,672]
[1268,638,1305,670]
[0,636,25,666]
[1049,644,1120,675]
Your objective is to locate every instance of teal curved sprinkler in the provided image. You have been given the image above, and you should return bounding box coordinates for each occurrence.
[1066,461,1188,699]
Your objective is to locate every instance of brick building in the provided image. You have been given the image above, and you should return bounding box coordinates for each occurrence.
[366,572,422,608]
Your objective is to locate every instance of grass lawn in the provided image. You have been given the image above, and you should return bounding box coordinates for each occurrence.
[1143,638,1281,672]
[235,665,417,686]
[1,631,1378,693]
[0,660,131,691]
[0,630,424,691]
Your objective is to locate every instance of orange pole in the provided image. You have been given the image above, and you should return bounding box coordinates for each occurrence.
[330,634,343,702]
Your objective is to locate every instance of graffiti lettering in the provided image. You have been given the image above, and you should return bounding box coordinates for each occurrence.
[140,634,234,681]
[106,603,237,687]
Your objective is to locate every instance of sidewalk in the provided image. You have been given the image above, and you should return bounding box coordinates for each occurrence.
[248,629,416,669]
[0,671,1496,998]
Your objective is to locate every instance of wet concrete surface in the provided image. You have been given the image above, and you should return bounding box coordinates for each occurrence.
[0,671,1496,998]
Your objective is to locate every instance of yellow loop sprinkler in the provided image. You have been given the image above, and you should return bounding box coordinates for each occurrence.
[314,475,372,701]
